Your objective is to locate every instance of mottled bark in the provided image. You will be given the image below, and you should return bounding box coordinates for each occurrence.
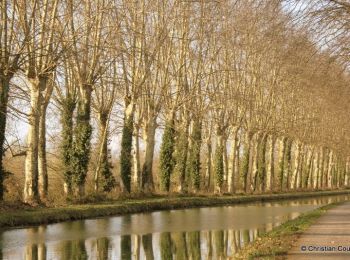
[291,141,301,190]
[228,127,239,193]
[141,116,157,192]
[38,104,48,199]
[327,150,333,188]
[24,78,43,204]
[38,80,53,200]
[266,135,276,191]
[251,132,260,192]
[94,114,108,192]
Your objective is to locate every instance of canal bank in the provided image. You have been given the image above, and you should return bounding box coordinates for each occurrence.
[0,189,349,229]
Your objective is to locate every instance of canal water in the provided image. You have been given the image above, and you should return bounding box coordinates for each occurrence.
[1,194,349,259]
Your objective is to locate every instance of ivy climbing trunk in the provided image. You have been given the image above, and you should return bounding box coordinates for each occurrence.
[120,101,134,193]
[187,119,202,192]
[61,97,75,196]
[205,136,212,191]
[132,123,141,191]
[0,75,10,200]
[257,133,267,192]
[24,78,43,204]
[72,86,93,197]
[141,116,157,193]
[94,113,115,192]
[241,131,253,193]
[214,128,224,193]
[159,114,176,192]
[175,116,190,193]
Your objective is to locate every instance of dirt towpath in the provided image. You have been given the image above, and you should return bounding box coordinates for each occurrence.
[287,201,350,259]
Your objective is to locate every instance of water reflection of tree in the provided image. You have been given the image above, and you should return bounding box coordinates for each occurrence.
[205,231,212,258]
[160,232,172,259]
[121,234,131,259]
[187,231,201,260]
[71,240,88,260]
[96,237,109,260]
[214,230,224,258]
[142,234,154,260]
[132,234,141,259]
[25,226,47,260]
[171,232,188,260]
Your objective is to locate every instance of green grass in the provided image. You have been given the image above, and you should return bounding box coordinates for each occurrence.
[0,189,348,229]
[235,202,340,259]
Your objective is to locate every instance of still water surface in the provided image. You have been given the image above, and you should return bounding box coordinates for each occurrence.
[1,194,349,259]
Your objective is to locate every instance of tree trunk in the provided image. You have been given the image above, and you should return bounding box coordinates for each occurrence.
[24,78,42,204]
[94,115,108,192]
[228,127,239,193]
[159,114,176,192]
[132,124,141,192]
[297,144,305,189]
[327,150,333,189]
[38,103,48,200]
[72,85,93,197]
[120,101,134,193]
[251,132,260,192]
[313,150,319,189]
[345,158,350,187]
[94,112,115,193]
[38,79,53,200]
[284,138,292,190]
[304,148,314,189]
[214,131,224,193]
[176,116,190,193]
[257,133,268,192]
[205,137,212,191]
[188,119,202,192]
[277,137,286,191]
[0,75,10,200]
[141,116,157,192]
[266,135,276,191]
[223,135,229,186]
[291,142,301,190]
[241,131,253,193]
[62,96,75,196]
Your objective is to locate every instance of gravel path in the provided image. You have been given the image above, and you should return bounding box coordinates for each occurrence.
[287,201,350,259]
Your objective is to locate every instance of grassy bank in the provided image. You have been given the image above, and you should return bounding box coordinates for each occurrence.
[0,189,349,230]
[235,202,340,259]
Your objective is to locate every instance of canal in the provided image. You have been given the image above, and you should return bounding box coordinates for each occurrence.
[1,194,349,259]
